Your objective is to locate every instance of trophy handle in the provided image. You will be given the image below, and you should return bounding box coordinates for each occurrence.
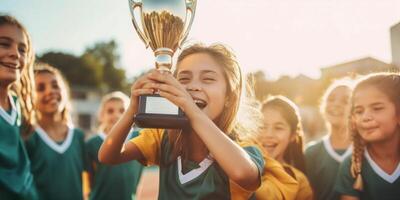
[179,0,197,48]
[129,0,150,48]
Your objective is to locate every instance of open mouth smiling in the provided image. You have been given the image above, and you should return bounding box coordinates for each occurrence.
[193,98,207,109]
[0,62,20,70]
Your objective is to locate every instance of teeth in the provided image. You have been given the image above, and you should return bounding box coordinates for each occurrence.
[1,62,19,69]
[193,99,207,109]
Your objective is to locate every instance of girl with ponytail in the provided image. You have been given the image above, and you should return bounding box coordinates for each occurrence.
[335,72,400,200]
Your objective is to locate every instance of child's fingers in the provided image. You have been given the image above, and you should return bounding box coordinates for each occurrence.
[155,83,186,98]
[148,71,182,88]
[132,70,160,90]
[131,88,154,97]
[158,90,183,107]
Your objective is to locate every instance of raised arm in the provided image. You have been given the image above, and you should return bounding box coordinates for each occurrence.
[149,71,261,190]
[98,73,156,164]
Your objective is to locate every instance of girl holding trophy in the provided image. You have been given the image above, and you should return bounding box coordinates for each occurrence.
[99,43,264,199]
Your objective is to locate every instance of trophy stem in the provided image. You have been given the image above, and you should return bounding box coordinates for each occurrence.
[155,48,174,71]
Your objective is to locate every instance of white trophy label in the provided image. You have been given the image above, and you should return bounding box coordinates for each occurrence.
[145,96,179,115]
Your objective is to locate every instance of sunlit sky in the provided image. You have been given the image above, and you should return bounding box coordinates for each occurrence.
[2,0,400,79]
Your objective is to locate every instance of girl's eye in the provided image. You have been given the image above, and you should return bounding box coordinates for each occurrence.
[119,108,125,113]
[353,109,363,115]
[106,109,114,115]
[37,83,45,92]
[178,78,190,83]
[52,83,60,90]
[0,42,10,48]
[18,47,26,55]
[203,78,216,82]
[373,107,383,111]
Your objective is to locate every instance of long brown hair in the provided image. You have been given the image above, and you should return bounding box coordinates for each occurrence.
[0,15,36,137]
[261,95,306,173]
[34,63,72,124]
[350,72,400,191]
[166,43,262,163]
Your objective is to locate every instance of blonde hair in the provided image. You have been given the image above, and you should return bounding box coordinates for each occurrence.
[167,43,262,163]
[34,63,72,124]
[97,91,129,132]
[1,15,36,137]
[319,78,354,118]
[350,72,400,191]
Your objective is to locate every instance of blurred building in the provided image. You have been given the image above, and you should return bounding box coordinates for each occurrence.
[70,86,102,135]
[320,57,394,81]
[391,21,400,68]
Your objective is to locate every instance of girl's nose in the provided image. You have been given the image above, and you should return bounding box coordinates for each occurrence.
[8,44,21,59]
[361,112,373,122]
[186,83,202,92]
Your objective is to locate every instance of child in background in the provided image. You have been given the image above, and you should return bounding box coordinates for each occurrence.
[336,73,400,200]
[305,79,353,200]
[0,14,37,200]
[255,96,313,200]
[85,91,143,200]
[98,43,265,199]
[25,63,86,200]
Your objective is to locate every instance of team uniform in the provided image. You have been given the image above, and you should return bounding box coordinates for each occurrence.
[130,129,264,200]
[25,125,86,200]
[305,135,352,200]
[335,150,400,200]
[254,152,313,200]
[0,95,37,200]
[85,130,144,200]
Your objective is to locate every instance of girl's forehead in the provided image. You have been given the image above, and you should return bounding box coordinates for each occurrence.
[263,108,288,124]
[35,72,57,81]
[0,24,27,44]
[104,99,124,106]
[353,86,390,104]
[329,86,351,97]
[177,53,222,73]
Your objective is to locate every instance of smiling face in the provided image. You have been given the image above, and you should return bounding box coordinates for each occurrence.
[35,72,67,117]
[259,107,294,161]
[0,24,27,86]
[324,86,352,127]
[352,85,400,143]
[176,53,228,121]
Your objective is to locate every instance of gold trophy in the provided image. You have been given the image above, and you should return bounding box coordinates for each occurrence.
[128,0,197,128]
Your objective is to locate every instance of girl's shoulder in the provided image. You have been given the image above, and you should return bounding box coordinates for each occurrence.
[70,126,85,137]
[85,132,102,144]
[304,137,325,156]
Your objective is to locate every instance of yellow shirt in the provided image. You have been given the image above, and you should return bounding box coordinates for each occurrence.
[130,129,264,200]
[255,156,313,200]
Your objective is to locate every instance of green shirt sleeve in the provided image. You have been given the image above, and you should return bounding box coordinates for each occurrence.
[243,146,265,178]
[335,157,360,197]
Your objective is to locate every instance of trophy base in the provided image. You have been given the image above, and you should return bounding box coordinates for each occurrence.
[134,94,189,129]
[135,113,189,129]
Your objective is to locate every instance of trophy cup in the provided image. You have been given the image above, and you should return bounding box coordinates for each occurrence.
[128,0,197,128]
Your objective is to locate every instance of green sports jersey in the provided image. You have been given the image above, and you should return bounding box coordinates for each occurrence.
[335,150,400,200]
[85,131,144,200]
[25,125,86,200]
[305,135,352,200]
[0,95,37,200]
[131,129,265,200]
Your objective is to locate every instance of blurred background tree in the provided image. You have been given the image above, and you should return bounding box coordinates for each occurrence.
[37,40,128,92]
